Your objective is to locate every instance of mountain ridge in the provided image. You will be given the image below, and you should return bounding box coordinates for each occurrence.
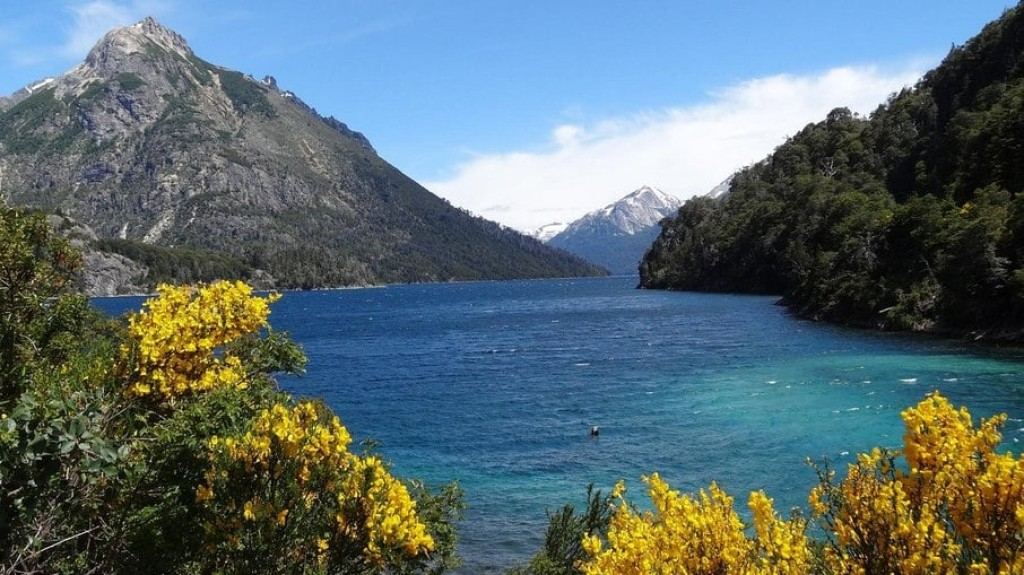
[544,186,681,276]
[564,185,681,236]
[0,17,605,291]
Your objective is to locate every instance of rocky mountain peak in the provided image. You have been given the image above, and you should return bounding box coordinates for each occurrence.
[0,17,605,290]
[530,221,569,242]
[545,186,683,275]
[704,176,733,200]
[46,16,203,106]
[96,17,193,63]
[81,16,191,74]
[589,186,681,236]
[630,184,658,198]
[622,185,677,213]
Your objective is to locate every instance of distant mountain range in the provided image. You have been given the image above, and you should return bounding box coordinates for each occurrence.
[534,186,681,276]
[0,17,604,293]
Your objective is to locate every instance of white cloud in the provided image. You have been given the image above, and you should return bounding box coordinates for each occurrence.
[3,1,168,71]
[60,1,157,58]
[424,64,925,233]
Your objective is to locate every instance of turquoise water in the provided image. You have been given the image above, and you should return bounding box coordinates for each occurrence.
[93,277,1024,572]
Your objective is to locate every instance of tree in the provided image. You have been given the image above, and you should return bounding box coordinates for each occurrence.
[0,204,84,402]
[0,207,463,573]
[640,3,1024,338]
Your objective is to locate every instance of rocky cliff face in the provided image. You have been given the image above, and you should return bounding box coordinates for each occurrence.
[546,186,682,276]
[44,214,149,296]
[0,18,604,289]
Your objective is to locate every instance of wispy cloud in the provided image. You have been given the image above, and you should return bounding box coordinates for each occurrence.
[4,1,167,70]
[424,64,925,232]
[60,1,134,57]
[0,23,17,46]
[61,0,168,58]
[247,15,411,61]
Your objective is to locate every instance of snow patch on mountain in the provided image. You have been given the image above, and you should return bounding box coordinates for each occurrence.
[542,186,683,276]
[705,176,733,200]
[565,185,682,237]
[531,222,569,242]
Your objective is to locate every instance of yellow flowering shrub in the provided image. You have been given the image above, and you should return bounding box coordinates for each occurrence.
[748,490,814,574]
[121,281,279,400]
[810,392,1024,574]
[1,258,460,574]
[340,455,438,562]
[809,447,960,574]
[198,400,435,572]
[580,393,1024,575]
[580,474,810,575]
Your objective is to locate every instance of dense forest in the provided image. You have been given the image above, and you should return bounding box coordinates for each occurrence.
[640,4,1024,337]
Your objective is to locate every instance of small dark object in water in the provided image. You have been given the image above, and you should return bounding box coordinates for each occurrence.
[590,425,600,437]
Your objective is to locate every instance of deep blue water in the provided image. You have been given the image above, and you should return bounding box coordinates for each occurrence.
[93,277,1024,572]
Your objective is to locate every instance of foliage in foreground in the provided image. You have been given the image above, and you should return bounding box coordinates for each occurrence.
[508,485,616,575]
[571,393,1024,574]
[0,204,462,574]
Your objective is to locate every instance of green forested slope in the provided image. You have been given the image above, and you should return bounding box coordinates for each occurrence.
[640,4,1024,336]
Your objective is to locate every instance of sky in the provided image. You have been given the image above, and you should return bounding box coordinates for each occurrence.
[0,1,1016,232]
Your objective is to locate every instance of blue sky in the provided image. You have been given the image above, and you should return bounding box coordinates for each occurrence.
[0,1,1015,231]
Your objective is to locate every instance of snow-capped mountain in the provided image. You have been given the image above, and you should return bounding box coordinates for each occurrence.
[545,186,682,276]
[705,176,733,200]
[530,222,569,242]
[581,185,682,235]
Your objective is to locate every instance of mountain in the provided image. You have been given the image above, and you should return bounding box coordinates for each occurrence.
[0,18,605,291]
[704,177,732,200]
[545,186,681,276]
[530,222,569,243]
[640,4,1024,338]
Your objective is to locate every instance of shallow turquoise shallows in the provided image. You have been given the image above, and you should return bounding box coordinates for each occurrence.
[94,277,1024,573]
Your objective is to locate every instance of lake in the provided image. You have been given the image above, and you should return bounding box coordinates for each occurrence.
[93,276,1024,572]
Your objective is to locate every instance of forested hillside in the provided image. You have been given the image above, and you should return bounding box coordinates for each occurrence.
[640,4,1024,337]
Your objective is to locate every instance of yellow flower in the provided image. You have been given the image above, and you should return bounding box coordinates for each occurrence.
[120,281,279,401]
[197,400,434,567]
[808,392,1021,574]
[195,483,213,503]
[582,394,1024,575]
[582,476,794,575]
[243,500,256,521]
[610,479,625,499]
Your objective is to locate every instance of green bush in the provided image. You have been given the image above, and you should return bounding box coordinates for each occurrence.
[0,203,463,573]
[508,486,614,575]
